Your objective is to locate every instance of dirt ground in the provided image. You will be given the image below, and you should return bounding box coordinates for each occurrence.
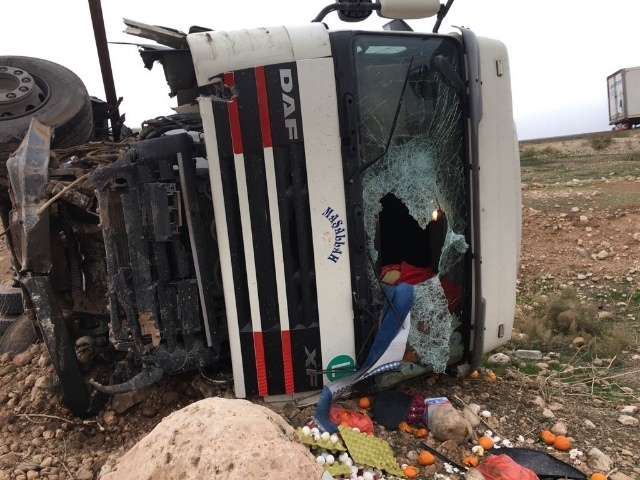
[0,130,639,479]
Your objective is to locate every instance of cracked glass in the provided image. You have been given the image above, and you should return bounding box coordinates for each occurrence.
[355,34,469,374]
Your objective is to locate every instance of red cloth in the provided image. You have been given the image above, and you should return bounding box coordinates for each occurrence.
[380,262,434,285]
[380,262,464,311]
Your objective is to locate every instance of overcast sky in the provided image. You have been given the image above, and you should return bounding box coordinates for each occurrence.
[3,1,639,140]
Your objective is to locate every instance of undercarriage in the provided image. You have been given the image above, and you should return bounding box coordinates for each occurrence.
[2,118,227,416]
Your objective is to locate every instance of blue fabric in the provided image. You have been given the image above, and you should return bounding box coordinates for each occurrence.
[313,283,414,433]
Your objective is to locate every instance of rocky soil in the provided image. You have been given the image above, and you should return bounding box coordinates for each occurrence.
[0,130,639,479]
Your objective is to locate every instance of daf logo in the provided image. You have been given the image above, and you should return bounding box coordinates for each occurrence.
[279,69,298,140]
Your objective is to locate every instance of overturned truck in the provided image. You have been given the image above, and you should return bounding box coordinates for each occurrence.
[0,0,521,417]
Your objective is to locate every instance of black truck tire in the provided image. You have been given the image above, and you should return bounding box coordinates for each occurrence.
[0,56,93,160]
[0,287,23,316]
[0,313,38,355]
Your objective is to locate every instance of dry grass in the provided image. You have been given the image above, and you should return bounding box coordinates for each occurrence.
[513,288,632,359]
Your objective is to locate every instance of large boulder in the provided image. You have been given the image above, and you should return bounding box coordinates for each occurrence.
[101,397,322,480]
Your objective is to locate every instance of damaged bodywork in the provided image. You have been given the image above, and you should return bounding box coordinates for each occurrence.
[0,0,520,416]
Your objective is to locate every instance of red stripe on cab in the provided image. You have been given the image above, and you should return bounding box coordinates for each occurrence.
[281,330,295,394]
[253,332,269,397]
[254,66,273,149]
[224,72,243,155]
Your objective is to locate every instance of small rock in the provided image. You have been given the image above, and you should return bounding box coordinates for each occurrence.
[548,402,564,412]
[102,410,118,427]
[487,353,511,365]
[592,358,603,367]
[74,467,93,480]
[610,473,634,480]
[111,391,146,415]
[595,250,609,260]
[572,337,586,347]
[33,376,53,390]
[587,447,612,471]
[598,311,613,319]
[579,215,589,224]
[617,415,639,426]
[531,396,546,408]
[584,419,596,429]
[12,351,35,368]
[633,232,640,242]
[139,405,159,418]
[620,405,638,415]
[551,421,567,436]
[542,408,555,419]
[37,353,51,368]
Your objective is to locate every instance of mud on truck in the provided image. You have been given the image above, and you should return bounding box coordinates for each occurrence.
[0,0,521,417]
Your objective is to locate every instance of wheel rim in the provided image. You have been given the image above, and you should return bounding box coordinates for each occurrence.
[0,66,50,120]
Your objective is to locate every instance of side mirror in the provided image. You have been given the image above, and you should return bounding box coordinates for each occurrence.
[378,0,441,20]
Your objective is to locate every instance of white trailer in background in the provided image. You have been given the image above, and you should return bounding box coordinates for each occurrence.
[608,66,640,129]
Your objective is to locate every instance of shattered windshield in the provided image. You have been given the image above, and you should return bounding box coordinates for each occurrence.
[355,34,469,374]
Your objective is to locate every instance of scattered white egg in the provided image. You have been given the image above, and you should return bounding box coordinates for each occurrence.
[363,472,374,480]
[502,439,512,448]
[313,433,320,441]
[492,436,501,443]
[345,458,354,467]
[321,431,331,441]
[316,456,326,465]
[481,410,492,418]
[311,427,320,436]
[301,426,311,437]
[330,434,339,444]
[471,445,485,455]
[339,452,349,463]
[517,435,525,442]
[484,430,493,437]
[351,465,359,474]
[352,427,360,433]
[325,454,335,465]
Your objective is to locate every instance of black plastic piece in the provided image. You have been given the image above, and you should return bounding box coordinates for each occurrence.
[487,448,587,479]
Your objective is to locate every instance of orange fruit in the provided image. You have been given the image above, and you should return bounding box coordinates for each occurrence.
[590,474,607,480]
[414,428,428,438]
[477,436,494,450]
[418,451,435,466]
[486,371,497,381]
[469,370,479,379]
[462,456,479,467]
[402,465,419,478]
[540,430,556,445]
[358,397,371,409]
[398,421,412,433]
[553,435,571,451]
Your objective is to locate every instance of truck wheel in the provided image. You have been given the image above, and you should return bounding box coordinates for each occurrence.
[0,287,23,316]
[0,56,93,160]
[0,313,38,355]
